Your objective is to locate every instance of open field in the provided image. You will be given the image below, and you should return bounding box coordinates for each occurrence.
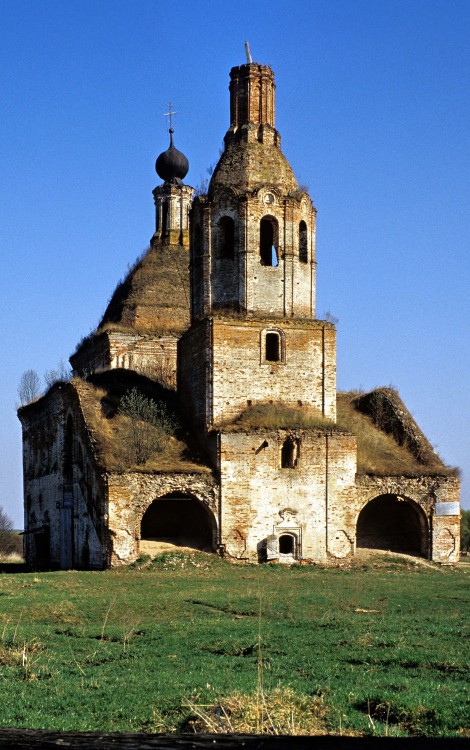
[0,553,468,737]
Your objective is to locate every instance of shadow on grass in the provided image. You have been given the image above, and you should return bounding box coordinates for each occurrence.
[0,562,28,574]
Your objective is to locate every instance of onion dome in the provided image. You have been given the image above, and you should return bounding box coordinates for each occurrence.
[155,128,189,184]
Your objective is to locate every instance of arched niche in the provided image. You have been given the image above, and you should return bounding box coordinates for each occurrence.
[356,494,428,557]
[140,493,217,554]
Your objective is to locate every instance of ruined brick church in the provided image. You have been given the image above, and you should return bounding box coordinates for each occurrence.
[18,58,460,569]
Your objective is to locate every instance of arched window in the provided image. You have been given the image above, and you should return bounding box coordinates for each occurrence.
[260,216,279,266]
[299,220,308,263]
[265,332,280,362]
[218,216,235,259]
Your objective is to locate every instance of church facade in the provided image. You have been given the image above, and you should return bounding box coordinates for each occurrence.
[18,59,460,569]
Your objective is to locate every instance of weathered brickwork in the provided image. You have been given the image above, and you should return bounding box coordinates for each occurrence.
[179,317,336,430]
[190,189,316,319]
[18,384,106,569]
[107,473,218,565]
[18,57,460,569]
[216,430,357,562]
[71,330,179,388]
[353,475,461,563]
[152,182,193,247]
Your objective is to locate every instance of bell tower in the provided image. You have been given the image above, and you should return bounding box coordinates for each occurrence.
[178,59,336,431]
[190,61,317,321]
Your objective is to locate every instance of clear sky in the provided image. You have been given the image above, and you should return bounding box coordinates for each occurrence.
[1,0,469,528]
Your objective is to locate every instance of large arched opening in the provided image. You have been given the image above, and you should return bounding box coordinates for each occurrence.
[140,493,217,555]
[356,494,428,557]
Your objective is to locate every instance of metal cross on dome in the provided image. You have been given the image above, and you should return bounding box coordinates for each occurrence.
[163,102,177,129]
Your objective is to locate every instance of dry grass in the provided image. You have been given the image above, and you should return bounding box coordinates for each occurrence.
[0,553,24,564]
[97,244,189,333]
[178,688,330,735]
[221,402,338,432]
[97,320,183,337]
[74,378,209,474]
[337,392,455,477]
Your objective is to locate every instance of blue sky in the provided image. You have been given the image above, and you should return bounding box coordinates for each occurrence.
[1,0,469,527]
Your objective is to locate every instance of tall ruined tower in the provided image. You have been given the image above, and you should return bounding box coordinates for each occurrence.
[179,61,336,429]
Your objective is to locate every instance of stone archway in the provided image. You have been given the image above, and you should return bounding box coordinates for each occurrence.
[356,494,428,557]
[140,493,217,555]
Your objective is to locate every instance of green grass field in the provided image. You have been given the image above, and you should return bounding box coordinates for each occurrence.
[0,553,468,737]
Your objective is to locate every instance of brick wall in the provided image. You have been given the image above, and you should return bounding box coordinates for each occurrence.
[179,317,336,430]
[217,429,357,561]
[18,384,106,569]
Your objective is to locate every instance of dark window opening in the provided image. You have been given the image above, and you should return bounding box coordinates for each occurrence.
[35,526,50,566]
[260,217,279,266]
[299,220,308,263]
[266,332,280,362]
[279,534,295,554]
[281,437,297,468]
[219,216,235,259]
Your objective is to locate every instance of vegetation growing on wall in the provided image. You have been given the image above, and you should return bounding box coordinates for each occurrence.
[223,402,336,431]
[74,375,208,474]
[119,388,177,465]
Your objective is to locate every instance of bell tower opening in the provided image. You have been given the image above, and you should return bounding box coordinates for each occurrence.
[281,437,299,468]
[260,216,278,266]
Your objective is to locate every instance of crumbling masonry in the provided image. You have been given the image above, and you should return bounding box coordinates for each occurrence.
[18,58,460,568]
